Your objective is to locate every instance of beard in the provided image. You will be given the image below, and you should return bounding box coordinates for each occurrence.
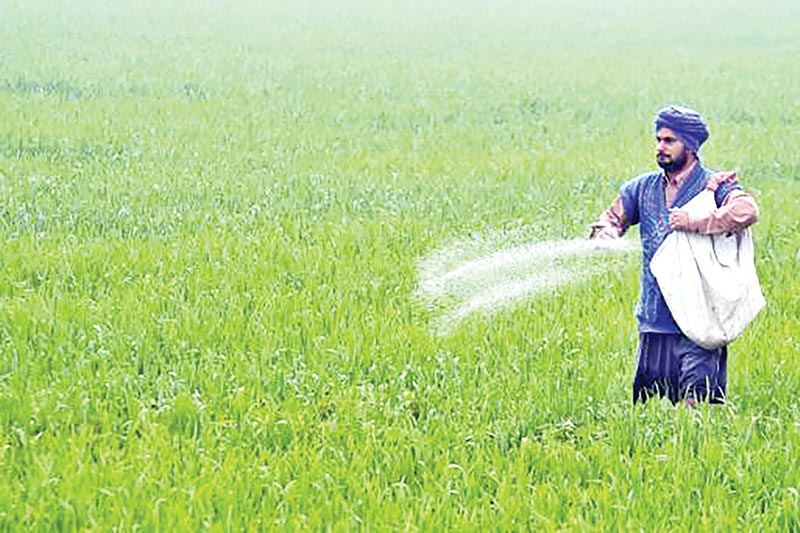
[657,149,690,173]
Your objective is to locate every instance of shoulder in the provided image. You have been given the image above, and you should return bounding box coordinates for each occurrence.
[698,163,744,204]
[617,170,662,224]
[696,164,718,183]
[620,170,662,195]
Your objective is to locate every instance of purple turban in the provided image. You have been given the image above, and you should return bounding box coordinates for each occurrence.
[654,105,709,153]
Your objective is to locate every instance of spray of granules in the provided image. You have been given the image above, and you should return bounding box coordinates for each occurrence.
[415,231,637,335]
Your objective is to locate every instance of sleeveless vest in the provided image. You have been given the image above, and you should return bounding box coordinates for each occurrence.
[618,163,740,333]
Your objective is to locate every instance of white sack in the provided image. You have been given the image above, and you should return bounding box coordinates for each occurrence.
[650,189,766,349]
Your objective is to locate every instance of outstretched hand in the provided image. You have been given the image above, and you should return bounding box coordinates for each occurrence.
[589,225,620,240]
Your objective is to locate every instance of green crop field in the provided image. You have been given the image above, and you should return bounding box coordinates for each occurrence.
[2,0,800,529]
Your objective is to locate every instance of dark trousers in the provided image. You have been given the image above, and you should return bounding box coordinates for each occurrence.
[633,332,727,404]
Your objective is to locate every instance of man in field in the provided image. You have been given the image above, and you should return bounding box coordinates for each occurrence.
[589,105,759,406]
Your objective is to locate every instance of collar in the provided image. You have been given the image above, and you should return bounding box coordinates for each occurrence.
[663,159,698,188]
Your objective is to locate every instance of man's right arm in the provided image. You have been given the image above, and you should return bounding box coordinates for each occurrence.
[590,196,628,239]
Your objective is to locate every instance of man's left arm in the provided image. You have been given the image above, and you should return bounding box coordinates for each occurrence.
[669,171,759,234]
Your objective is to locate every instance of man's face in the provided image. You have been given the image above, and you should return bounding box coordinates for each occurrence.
[655,127,690,173]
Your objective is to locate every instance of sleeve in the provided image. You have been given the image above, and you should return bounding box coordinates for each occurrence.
[588,175,643,239]
[589,196,627,238]
[618,176,642,227]
[685,189,759,235]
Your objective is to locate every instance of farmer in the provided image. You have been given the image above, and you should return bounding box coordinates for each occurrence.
[589,105,759,406]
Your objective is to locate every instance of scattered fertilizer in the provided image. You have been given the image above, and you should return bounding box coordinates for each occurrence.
[415,232,637,335]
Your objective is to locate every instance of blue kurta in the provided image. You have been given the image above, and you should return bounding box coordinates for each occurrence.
[618,162,741,333]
